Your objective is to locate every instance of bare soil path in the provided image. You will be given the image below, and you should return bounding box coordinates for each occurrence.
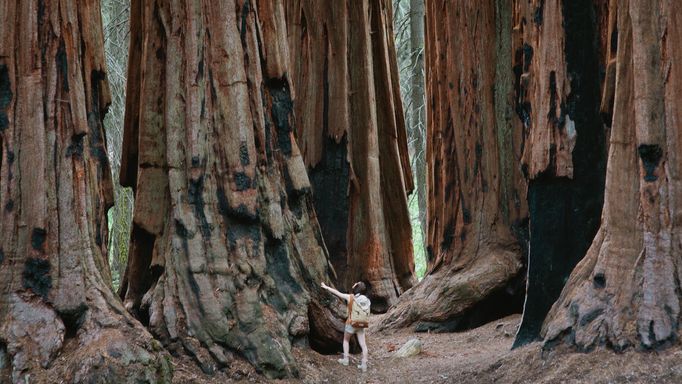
[173,314,682,383]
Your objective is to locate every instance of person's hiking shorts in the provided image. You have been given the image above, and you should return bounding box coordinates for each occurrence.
[344,324,363,334]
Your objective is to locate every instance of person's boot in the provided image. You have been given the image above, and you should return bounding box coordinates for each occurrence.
[338,356,349,366]
[357,361,367,372]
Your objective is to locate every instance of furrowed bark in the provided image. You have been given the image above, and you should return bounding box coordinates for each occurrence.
[380,0,528,332]
[543,0,682,351]
[285,0,415,312]
[0,1,171,382]
[512,0,608,347]
[119,0,342,378]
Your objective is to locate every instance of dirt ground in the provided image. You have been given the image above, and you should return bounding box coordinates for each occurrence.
[173,313,682,384]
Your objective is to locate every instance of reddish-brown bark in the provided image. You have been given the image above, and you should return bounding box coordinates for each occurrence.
[543,0,682,351]
[0,1,170,382]
[285,0,415,312]
[118,0,343,378]
[380,0,528,331]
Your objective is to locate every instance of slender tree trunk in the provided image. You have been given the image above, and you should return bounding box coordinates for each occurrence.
[380,0,528,331]
[512,0,608,347]
[543,0,682,351]
[0,1,170,382]
[102,0,134,289]
[409,0,427,253]
[118,0,343,378]
[285,0,415,312]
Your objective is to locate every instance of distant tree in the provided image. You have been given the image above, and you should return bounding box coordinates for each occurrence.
[118,0,342,378]
[392,0,428,279]
[101,0,134,289]
[408,0,427,259]
[286,0,416,312]
[0,0,169,382]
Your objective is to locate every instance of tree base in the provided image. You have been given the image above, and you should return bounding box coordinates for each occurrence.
[542,225,681,351]
[0,292,171,383]
[308,297,364,354]
[378,243,522,331]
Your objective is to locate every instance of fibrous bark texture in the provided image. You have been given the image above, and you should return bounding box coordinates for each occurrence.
[512,0,608,347]
[380,0,528,332]
[118,0,342,378]
[285,0,415,312]
[0,1,171,382]
[543,0,682,351]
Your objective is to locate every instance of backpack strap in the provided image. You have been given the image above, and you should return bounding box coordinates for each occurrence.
[347,294,355,324]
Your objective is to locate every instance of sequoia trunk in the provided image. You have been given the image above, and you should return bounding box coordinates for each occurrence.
[118,0,342,378]
[543,0,682,351]
[512,0,608,346]
[380,0,528,331]
[285,0,415,312]
[0,0,170,382]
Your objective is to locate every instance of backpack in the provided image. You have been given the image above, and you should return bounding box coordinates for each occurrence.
[347,294,371,328]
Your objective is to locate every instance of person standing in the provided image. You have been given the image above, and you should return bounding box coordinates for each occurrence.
[321,281,371,372]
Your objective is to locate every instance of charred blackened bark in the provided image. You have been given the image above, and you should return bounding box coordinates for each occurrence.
[379,0,528,331]
[543,0,682,351]
[285,0,415,312]
[119,0,341,378]
[512,0,608,347]
[0,1,171,382]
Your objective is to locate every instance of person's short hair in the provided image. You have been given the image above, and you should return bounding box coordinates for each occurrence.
[352,281,367,295]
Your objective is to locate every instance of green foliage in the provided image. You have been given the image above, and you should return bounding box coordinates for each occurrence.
[102,0,133,290]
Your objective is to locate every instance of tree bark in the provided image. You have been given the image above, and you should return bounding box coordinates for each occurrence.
[511,0,609,347]
[0,1,171,382]
[285,0,415,312]
[379,0,528,332]
[543,0,682,351]
[118,0,343,378]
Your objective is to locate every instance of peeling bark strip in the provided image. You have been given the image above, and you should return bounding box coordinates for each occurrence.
[512,0,608,347]
[119,0,342,378]
[543,0,682,351]
[516,0,574,178]
[0,1,171,382]
[379,0,528,332]
[285,0,415,311]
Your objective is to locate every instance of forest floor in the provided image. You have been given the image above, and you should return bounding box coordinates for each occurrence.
[173,313,682,384]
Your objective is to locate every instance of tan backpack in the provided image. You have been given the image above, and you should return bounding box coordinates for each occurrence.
[347,295,370,328]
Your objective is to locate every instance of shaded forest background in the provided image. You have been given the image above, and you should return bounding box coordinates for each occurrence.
[101,0,429,287]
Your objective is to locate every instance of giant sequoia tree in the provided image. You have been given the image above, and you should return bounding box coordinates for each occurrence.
[381,0,529,331]
[543,0,682,350]
[0,1,170,382]
[118,0,343,378]
[512,0,607,346]
[285,0,415,312]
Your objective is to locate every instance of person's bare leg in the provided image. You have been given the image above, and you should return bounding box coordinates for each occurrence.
[338,332,351,365]
[357,329,368,371]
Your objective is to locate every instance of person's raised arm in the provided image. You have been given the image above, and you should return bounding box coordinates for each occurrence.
[321,282,351,302]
